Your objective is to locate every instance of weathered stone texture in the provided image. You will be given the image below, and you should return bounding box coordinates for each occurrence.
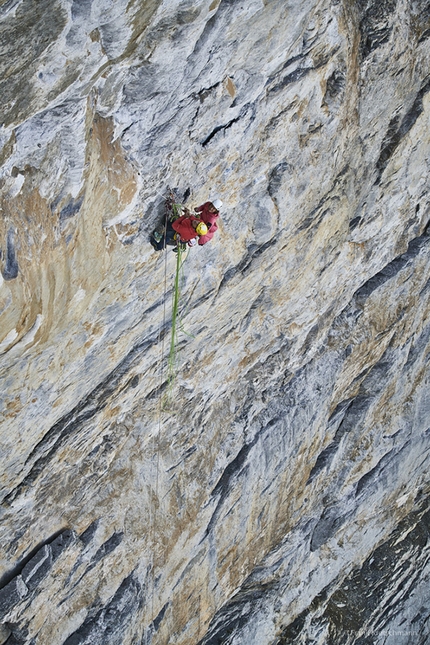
[0,0,429,643]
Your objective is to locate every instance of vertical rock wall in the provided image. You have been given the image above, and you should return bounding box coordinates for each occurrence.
[0,0,429,643]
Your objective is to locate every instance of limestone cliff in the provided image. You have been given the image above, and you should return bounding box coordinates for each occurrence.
[0,0,429,644]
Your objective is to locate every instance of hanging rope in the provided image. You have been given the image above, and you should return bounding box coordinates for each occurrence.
[167,243,183,390]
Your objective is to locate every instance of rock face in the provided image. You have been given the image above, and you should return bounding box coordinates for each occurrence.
[0,0,429,643]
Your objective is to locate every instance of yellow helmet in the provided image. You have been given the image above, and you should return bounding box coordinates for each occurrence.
[195,222,208,236]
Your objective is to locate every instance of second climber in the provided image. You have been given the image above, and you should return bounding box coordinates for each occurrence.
[194,199,222,245]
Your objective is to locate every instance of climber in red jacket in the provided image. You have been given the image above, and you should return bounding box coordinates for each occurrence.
[172,215,208,246]
[194,199,222,245]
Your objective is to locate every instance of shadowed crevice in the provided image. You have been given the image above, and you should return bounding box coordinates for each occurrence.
[353,226,430,304]
[62,573,144,645]
[2,228,19,281]
[218,236,278,291]
[375,78,430,184]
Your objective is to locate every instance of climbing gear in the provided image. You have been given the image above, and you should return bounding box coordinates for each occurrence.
[153,229,162,243]
[211,198,223,210]
[195,222,208,236]
[165,189,185,222]
[170,203,184,221]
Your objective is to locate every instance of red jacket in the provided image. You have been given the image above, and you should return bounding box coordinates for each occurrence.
[172,215,200,242]
[195,202,219,245]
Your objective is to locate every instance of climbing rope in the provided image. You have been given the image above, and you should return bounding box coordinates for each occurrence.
[167,243,185,393]
[164,195,193,404]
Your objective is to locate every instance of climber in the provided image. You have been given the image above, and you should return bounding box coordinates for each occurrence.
[150,215,208,251]
[172,214,208,246]
[194,198,222,245]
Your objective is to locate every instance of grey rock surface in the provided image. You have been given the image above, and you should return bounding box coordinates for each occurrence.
[0,0,429,643]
